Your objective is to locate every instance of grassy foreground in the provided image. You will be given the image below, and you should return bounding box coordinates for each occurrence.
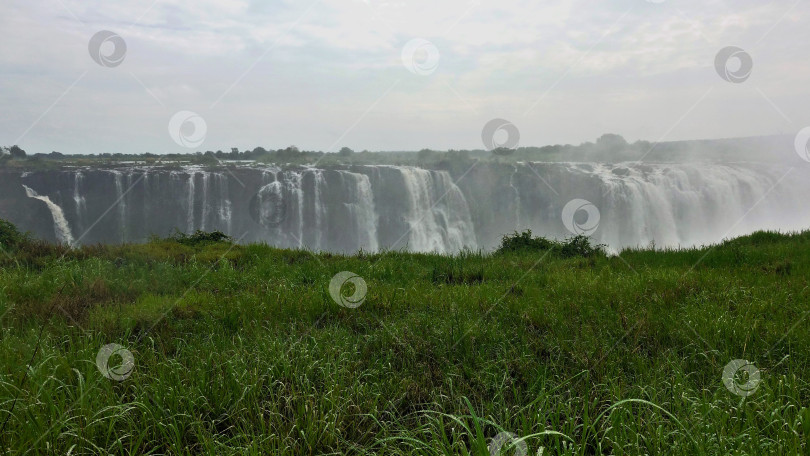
[0,228,809,455]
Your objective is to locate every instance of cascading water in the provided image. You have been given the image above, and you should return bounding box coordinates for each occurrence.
[311,170,325,249]
[217,173,232,234]
[22,184,75,246]
[6,162,810,253]
[111,170,126,242]
[508,165,521,231]
[339,170,379,251]
[73,172,86,233]
[394,166,476,253]
[186,171,196,232]
[430,170,476,252]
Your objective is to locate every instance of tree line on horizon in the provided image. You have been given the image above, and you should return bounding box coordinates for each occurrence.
[0,133,792,167]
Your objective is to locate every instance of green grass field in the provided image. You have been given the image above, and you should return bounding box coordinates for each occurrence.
[0,226,808,455]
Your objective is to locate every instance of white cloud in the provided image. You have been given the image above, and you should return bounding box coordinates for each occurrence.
[0,0,807,153]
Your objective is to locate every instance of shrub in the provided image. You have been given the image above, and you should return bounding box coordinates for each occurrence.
[496,230,555,254]
[166,229,233,246]
[558,234,606,258]
[0,218,29,251]
[496,229,605,258]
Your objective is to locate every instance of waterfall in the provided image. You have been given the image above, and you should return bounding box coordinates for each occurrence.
[142,170,149,231]
[311,170,325,250]
[338,170,378,251]
[22,185,75,246]
[397,167,442,252]
[509,165,521,230]
[8,163,810,253]
[111,170,127,242]
[73,172,86,233]
[281,171,304,248]
[432,171,477,251]
[186,172,196,232]
[200,172,211,231]
[255,177,284,237]
[216,173,232,233]
[395,166,475,253]
[562,163,797,249]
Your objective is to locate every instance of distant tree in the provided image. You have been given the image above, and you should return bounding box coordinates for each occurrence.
[251,147,268,157]
[417,149,436,162]
[277,146,302,160]
[8,145,26,159]
[446,149,470,161]
[338,147,354,157]
[230,147,240,158]
[199,151,219,165]
[48,151,64,159]
[595,134,628,150]
[492,147,515,156]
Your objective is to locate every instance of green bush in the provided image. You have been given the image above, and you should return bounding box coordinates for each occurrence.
[166,229,233,246]
[496,229,605,258]
[496,230,555,253]
[0,218,29,251]
[558,234,606,258]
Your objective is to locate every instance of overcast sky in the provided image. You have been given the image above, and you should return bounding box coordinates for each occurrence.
[1,0,807,155]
